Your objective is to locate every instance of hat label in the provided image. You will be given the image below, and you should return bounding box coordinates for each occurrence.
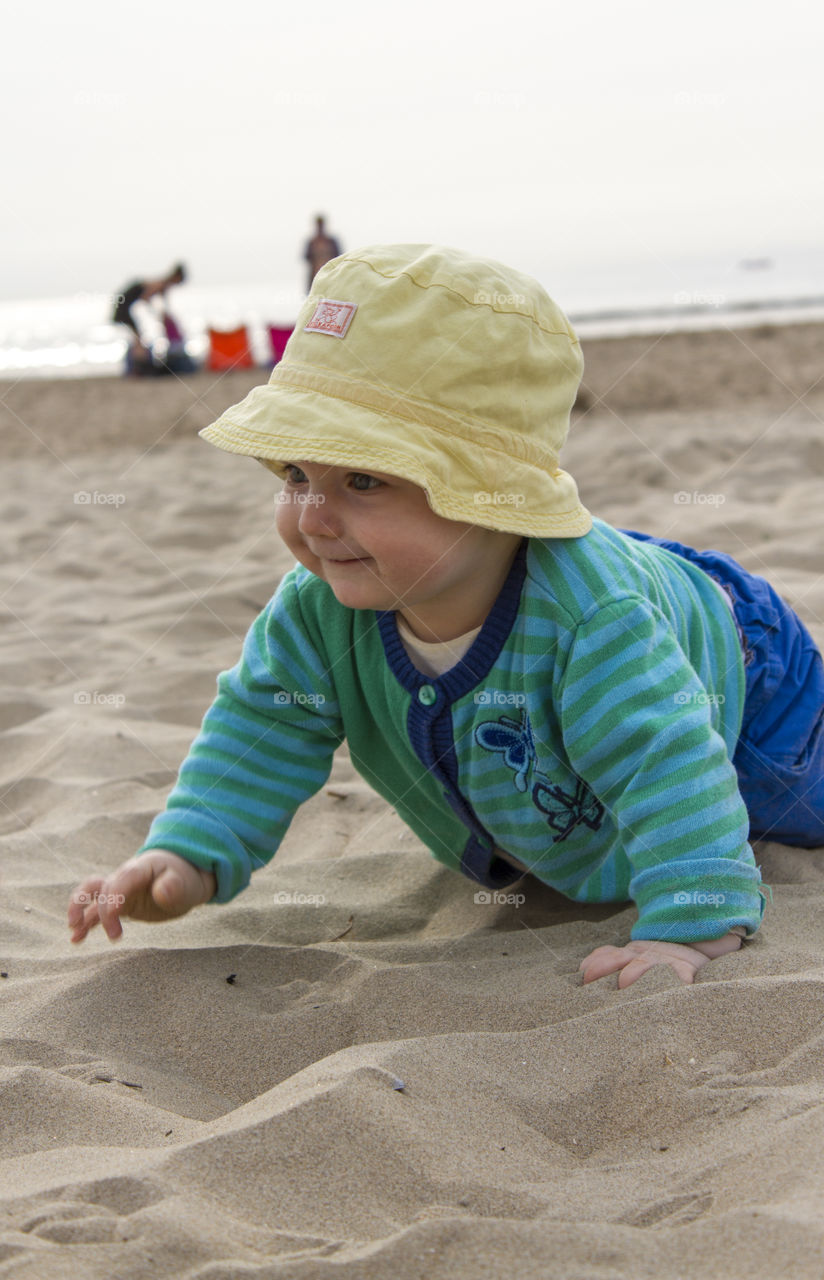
[304,299,358,338]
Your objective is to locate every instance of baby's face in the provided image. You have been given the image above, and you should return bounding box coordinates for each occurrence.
[274,461,521,641]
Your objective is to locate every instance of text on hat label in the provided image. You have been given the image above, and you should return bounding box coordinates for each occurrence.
[304,299,358,338]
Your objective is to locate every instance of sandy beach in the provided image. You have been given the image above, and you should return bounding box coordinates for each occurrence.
[1,321,824,1279]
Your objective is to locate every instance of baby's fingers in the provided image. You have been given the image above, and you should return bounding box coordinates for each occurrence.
[93,877,130,941]
[579,943,699,989]
[614,954,697,989]
[579,944,634,983]
[68,879,106,943]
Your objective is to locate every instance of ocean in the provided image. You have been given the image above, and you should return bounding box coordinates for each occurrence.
[1,248,823,380]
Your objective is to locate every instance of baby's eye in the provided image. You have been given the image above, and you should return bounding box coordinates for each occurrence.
[283,464,308,484]
[349,472,382,491]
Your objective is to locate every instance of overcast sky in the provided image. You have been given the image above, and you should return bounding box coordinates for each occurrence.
[3,0,822,301]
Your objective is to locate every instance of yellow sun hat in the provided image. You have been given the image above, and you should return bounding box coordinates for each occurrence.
[199,244,591,538]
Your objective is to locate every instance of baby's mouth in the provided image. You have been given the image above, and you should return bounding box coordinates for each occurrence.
[305,541,374,567]
[314,549,372,564]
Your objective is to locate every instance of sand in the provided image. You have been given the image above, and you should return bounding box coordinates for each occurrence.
[1,322,823,1279]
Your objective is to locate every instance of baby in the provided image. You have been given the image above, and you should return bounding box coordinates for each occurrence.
[68,244,824,988]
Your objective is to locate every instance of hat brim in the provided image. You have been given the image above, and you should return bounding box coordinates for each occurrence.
[200,382,592,539]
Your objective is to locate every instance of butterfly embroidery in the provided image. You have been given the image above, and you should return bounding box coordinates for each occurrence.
[474,710,536,793]
[532,777,605,842]
[474,707,604,842]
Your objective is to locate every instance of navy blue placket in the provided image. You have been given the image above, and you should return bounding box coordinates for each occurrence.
[376,540,528,888]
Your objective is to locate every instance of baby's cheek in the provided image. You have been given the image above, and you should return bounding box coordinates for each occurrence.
[275,512,316,577]
[274,500,300,547]
[411,542,471,588]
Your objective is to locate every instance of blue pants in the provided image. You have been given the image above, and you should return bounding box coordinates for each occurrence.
[622,530,824,847]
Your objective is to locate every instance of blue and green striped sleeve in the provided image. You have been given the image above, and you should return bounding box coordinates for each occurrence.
[556,594,764,941]
[137,574,344,901]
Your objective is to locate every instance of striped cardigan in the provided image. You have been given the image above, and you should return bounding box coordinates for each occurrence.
[138,518,765,941]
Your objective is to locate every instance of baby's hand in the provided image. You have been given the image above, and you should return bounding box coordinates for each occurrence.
[68,851,217,944]
[579,933,743,989]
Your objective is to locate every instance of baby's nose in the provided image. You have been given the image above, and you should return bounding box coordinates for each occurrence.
[297,491,339,535]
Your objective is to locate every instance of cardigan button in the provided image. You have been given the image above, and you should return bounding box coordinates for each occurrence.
[417,683,437,706]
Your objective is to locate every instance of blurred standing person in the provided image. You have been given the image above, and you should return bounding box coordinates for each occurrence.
[112,262,187,376]
[303,216,341,292]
